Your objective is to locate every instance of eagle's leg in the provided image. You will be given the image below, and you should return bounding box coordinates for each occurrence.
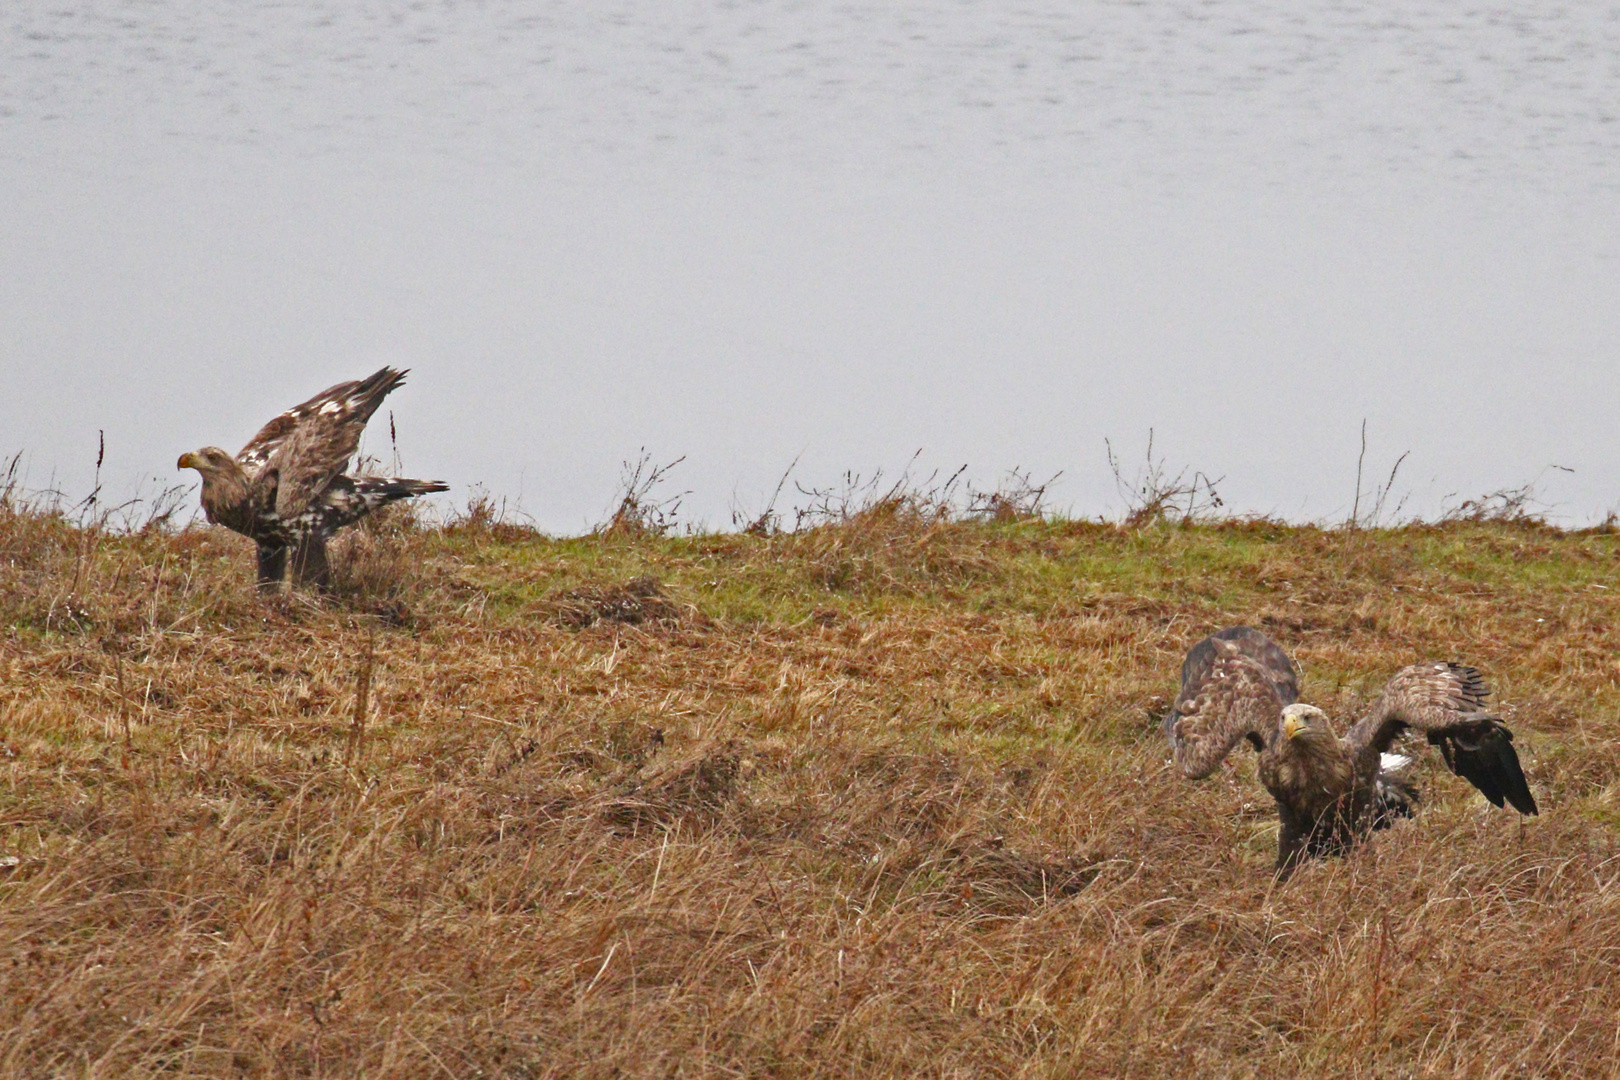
[290,534,331,591]
[1274,808,1309,881]
[255,544,288,591]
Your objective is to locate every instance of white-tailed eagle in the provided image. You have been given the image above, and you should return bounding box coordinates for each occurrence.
[1164,626,1537,877]
[178,367,447,590]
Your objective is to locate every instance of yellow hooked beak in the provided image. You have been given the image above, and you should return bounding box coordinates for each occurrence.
[177,452,202,471]
[1282,713,1307,740]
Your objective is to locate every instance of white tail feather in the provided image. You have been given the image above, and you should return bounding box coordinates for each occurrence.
[1380,752,1411,772]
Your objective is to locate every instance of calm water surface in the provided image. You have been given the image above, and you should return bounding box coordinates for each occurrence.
[3,3,1618,527]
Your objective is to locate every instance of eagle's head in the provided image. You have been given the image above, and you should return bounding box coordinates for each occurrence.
[177,447,236,476]
[1270,702,1354,803]
[1279,703,1338,754]
[177,447,252,524]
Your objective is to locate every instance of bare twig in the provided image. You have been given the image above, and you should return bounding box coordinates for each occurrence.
[965,468,1062,523]
[1350,418,1367,529]
[1348,423,1412,528]
[1106,431,1223,527]
[733,454,802,536]
[1370,450,1410,526]
[1439,465,1572,523]
[600,451,689,537]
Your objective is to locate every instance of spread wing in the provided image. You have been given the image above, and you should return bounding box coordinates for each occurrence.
[1176,626,1299,710]
[1166,641,1288,779]
[1347,662,1537,815]
[235,367,408,520]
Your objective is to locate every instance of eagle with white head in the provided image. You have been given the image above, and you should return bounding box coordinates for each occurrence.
[1164,626,1537,877]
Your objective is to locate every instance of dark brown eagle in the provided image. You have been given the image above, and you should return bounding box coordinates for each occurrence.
[178,367,448,590]
[1164,626,1537,877]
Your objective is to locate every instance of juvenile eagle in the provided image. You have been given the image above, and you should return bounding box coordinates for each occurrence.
[178,367,448,590]
[1164,626,1537,877]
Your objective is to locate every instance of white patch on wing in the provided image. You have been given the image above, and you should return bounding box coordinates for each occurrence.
[1380,752,1411,772]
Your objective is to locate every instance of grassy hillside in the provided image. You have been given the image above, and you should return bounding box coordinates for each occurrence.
[2,498,1618,1078]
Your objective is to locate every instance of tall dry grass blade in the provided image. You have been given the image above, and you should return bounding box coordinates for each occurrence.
[114,649,132,749]
[349,629,375,763]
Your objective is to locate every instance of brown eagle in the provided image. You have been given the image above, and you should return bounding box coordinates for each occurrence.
[178,367,448,590]
[1164,626,1537,877]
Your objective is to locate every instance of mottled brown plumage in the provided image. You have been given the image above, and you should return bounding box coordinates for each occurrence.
[178,367,448,590]
[1164,627,1537,877]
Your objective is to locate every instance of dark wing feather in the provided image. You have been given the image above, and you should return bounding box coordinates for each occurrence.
[236,367,409,521]
[1166,645,1287,779]
[1347,662,1537,815]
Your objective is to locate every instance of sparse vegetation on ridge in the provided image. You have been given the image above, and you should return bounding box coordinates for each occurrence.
[2,484,1619,1078]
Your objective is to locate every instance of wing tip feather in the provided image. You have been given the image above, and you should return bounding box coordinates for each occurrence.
[1443,721,1538,816]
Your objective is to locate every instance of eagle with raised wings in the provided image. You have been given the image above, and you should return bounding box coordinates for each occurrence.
[1164,626,1537,877]
[178,367,448,591]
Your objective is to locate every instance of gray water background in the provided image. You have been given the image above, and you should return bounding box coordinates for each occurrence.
[3,2,1618,530]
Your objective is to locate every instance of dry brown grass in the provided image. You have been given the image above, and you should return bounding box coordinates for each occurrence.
[3,501,1620,1078]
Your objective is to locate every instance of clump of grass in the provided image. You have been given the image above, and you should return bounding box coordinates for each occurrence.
[323,526,423,625]
[599,451,689,538]
[443,487,543,544]
[1,497,1619,1078]
[772,461,1002,596]
[965,467,1061,524]
[1440,477,1559,524]
[1107,430,1226,527]
[542,574,685,630]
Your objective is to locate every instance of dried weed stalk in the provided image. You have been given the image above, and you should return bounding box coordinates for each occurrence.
[1440,466,1572,524]
[1348,419,1412,528]
[1107,430,1225,527]
[731,455,802,537]
[965,467,1061,523]
[445,488,541,543]
[600,450,689,537]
